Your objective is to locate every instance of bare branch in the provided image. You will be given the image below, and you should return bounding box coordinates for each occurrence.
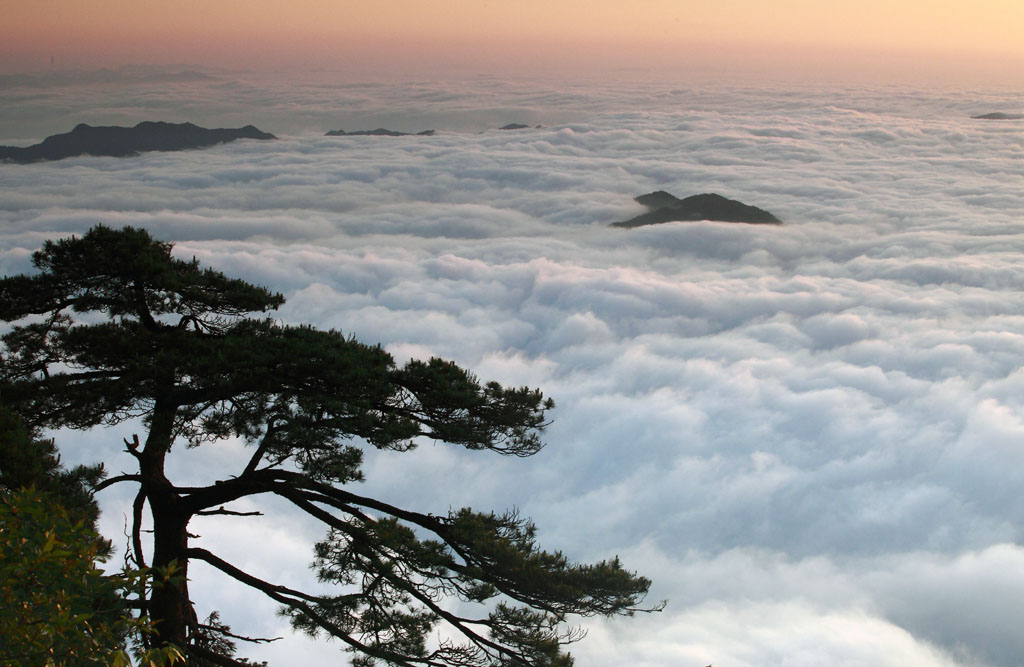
[186,548,336,605]
[130,487,150,647]
[241,421,279,476]
[196,506,263,517]
[132,489,147,571]
[93,474,142,492]
[194,623,281,645]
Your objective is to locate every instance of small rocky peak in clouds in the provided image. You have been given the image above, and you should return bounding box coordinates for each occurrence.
[613,191,782,227]
[498,123,543,130]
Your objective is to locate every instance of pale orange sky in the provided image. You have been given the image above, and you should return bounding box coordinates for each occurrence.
[2,0,1023,79]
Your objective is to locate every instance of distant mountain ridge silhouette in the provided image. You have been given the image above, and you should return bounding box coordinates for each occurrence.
[613,191,781,227]
[971,112,1024,120]
[0,121,275,163]
[325,128,436,136]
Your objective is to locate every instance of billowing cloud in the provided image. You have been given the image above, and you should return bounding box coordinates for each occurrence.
[3,70,1024,665]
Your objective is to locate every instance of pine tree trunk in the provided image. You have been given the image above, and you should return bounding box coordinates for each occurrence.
[140,402,193,652]
[148,498,192,649]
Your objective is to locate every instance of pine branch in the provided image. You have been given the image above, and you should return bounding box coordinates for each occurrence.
[286,492,521,663]
[186,548,442,667]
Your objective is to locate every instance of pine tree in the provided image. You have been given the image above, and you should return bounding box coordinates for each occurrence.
[0,225,659,666]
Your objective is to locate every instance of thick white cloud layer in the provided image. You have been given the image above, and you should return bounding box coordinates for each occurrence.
[3,69,1024,665]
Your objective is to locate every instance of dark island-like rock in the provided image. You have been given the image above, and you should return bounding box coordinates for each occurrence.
[0,121,276,163]
[498,123,543,130]
[325,128,436,136]
[612,191,781,227]
[971,112,1024,120]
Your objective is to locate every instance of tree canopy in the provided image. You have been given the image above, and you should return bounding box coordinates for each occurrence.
[0,225,659,666]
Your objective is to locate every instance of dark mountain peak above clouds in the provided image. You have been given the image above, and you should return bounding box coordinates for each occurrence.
[633,190,684,210]
[971,112,1024,120]
[0,121,275,163]
[613,191,782,227]
[498,123,542,130]
[325,128,436,136]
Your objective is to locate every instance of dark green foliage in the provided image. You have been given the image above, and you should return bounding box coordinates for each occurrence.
[0,404,182,666]
[0,403,106,534]
[0,487,131,666]
[0,225,659,666]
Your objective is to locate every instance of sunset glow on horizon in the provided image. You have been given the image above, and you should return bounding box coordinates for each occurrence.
[3,0,1024,80]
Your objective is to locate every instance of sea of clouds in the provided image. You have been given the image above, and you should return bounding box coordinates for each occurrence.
[2,68,1024,666]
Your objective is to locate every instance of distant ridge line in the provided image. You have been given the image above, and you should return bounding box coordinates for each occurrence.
[0,121,276,163]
